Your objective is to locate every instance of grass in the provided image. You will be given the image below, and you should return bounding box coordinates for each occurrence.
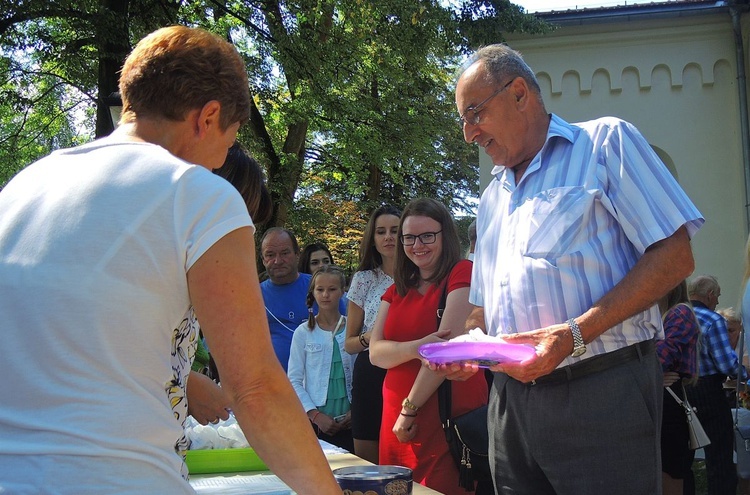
[690,460,749,494]
[691,460,707,494]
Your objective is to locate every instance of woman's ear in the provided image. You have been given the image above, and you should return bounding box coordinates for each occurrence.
[196,100,222,138]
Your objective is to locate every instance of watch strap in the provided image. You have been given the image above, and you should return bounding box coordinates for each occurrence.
[567,318,586,357]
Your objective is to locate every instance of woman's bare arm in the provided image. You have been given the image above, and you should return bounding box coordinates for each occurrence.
[188,227,340,494]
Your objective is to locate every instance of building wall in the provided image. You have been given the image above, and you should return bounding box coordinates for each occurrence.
[497,7,750,307]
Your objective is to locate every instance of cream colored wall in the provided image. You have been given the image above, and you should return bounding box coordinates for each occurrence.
[494,10,750,307]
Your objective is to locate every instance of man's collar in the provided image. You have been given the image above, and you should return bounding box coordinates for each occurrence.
[690,300,709,310]
[491,113,578,179]
[269,272,300,286]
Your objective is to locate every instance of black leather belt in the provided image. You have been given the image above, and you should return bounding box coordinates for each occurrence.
[529,339,655,386]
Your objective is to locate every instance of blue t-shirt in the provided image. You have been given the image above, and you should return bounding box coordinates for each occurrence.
[260,273,348,371]
[261,273,312,371]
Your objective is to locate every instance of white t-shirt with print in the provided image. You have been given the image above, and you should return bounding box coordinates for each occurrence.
[0,137,253,494]
[347,267,394,333]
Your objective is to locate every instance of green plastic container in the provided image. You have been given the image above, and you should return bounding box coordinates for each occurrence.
[185,448,268,474]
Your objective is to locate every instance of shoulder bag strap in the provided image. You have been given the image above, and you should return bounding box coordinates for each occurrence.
[438,377,452,428]
[436,276,449,322]
[665,385,685,407]
[436,276,451,427]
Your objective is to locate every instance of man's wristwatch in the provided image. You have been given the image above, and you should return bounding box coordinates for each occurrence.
[567,318,587,357]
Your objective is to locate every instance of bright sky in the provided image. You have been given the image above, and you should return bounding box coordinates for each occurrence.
[515,0,656,13]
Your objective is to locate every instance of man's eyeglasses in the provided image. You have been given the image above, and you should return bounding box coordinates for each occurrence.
[401,230,442,246]
[459,79,515,127]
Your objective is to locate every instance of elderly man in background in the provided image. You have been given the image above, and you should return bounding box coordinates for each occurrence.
[685,276,746,495]
[450,44,703,494]
[0,26,340,494]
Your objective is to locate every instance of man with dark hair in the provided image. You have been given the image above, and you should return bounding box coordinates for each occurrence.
[260,227,312,371]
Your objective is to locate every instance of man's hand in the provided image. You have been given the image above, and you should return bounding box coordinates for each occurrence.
[425,322,571,383]
[485,324,572,383]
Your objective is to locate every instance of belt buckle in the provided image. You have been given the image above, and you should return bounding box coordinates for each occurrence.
[531,379,537,386]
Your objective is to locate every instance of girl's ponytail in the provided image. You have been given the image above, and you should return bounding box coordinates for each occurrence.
[305,279,317,330]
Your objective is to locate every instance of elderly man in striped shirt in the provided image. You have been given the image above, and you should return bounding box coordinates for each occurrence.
[449,44,704,494]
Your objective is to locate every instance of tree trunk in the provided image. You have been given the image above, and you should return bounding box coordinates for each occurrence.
[267,121,308,227]
[95,0,130,138]
[364,75,382,208]
[365,161,382,207]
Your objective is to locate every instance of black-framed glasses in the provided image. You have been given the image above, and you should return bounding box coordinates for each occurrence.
[459,79,515,127]
[400,230,442,246]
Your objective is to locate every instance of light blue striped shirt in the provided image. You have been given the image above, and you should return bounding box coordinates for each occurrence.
[470,114,704,365]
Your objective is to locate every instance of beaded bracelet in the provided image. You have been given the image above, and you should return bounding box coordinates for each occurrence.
[359,333,369,349]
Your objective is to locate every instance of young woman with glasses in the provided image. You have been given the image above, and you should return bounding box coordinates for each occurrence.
[369,198,488,495]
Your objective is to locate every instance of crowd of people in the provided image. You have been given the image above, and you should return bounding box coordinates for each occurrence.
[3,24,750,495]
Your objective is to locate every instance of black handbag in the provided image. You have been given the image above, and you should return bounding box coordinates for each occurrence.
[438,381,491,491]
[434,271,491,491]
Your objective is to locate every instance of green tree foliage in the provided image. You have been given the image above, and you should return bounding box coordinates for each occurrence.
[0,0,179,186]
[0,56,84,186]
[288,190,367,276]
[0,0,548,262]
[222,0,548,229]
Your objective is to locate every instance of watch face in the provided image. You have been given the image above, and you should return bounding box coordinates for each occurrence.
[571,347,587,358]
